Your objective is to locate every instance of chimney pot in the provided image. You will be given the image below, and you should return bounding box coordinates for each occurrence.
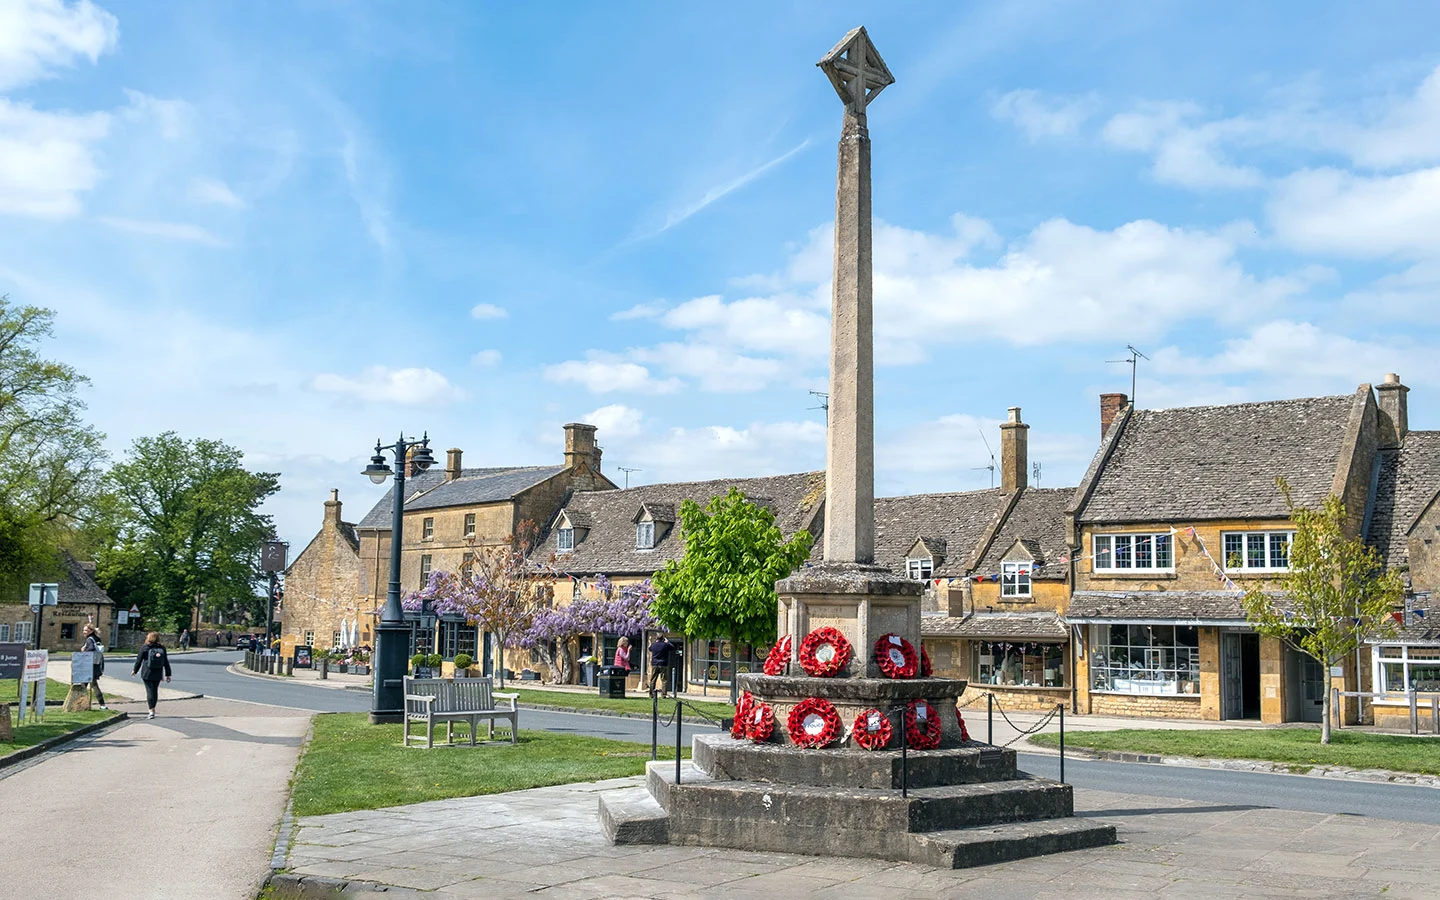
[1007,406,1021,424]
[563,423,598,471]
[1385,372,1400,384]
[324,489,342,525]
[1100,393,1128,441]
[999,407,1029,492]
[1376,374,1409,447]
[446,448,462,481]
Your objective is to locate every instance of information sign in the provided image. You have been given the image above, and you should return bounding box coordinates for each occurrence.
[294,646,313,669]
[24,649,48,683]
[71,650,95,685]
[117,610,129,625]
[28,583,59,607]
[0,642,24,679]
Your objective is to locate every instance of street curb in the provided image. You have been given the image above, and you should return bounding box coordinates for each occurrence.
[228,662,370,691]
[0,711,129,770]
[262,872,424,898]
[1024,736,1440,788]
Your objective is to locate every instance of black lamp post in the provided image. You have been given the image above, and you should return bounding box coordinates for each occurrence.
[362,431,437,724]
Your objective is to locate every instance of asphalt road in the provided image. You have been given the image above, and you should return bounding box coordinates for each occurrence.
[163,650,1440,826]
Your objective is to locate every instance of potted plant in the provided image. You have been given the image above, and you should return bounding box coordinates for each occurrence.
[452,653,474,678]
[411,652,429,678]
[352,649,371,676]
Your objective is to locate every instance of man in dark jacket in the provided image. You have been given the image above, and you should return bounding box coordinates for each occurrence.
[647,637,675,698]
[132,632,172,719]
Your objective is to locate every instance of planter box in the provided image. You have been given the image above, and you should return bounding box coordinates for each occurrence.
[336,665,349,674]
[353,665,370,676]
[520,670,541,681]
[413,667,435,679]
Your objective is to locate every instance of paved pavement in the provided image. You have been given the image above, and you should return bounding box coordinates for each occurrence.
[0,697,309,900]
[283,774,1440,899]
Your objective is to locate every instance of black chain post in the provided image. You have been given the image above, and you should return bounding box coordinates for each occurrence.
[988,692,994,745]
[1058,703,1065,784]
[651,692,658,761]
[675,698,683,785]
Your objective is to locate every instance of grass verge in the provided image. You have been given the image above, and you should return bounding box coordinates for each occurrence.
[0,679,79,704]
[0,709,114,754]
[1030,727,1440,775]
[291,712,688,817]
[510,687,734,721]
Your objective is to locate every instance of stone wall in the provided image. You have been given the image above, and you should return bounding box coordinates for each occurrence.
[970,577,1068,614]
[282,493,364,650]
[1089,692,1203,718]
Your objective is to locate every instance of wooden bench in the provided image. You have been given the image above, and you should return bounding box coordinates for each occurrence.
[403,676,519,748]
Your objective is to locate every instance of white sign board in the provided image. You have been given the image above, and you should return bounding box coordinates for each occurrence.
[24,649,47,682]
[71,650,94,685]
[28,583,58,608]
[117,610,129,625]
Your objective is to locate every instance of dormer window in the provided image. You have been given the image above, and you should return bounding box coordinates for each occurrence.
[906,557,933,580]
[636,521,656,550]
[1001,561,1032,598]
[557,527,575,553]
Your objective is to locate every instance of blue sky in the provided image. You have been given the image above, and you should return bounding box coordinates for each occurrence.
[4,0,1440,552]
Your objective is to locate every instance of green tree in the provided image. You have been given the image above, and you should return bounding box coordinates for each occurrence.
[1241,478,1406,744]
[652,488,813,696]
[94,433,280,631]
[0,296,106,597]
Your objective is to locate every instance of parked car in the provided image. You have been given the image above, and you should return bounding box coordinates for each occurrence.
[235,635,253,650]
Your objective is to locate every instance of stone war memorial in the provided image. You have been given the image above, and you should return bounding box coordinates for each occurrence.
[598,27,1116,868]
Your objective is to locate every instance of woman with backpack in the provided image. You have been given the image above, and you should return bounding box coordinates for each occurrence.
[132,632,172,719]
[80,623,108,710]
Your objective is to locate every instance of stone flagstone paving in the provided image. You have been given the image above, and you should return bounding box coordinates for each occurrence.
[283,776,1440,898]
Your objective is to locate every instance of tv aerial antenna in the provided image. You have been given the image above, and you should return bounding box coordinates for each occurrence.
[617,466,641,489]
[971,428,997,488]
[1032,461,1042,488]
[1106,344,1149,405]
[808,390,830,425]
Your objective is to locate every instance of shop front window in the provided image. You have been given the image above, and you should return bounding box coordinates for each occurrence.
[1091,624,1200,695]
[437,619,478,660]
[972,641,1066,687]
[689,639,766,684]
[1375,645,1440,694]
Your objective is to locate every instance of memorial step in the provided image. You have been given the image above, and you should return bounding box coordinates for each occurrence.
[907,817,1118,869]
[645,759,713,812]
[598,787,669,845]
[693,732,1017,789]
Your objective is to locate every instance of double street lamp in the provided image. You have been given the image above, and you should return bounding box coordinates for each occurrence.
[362,431,437,724]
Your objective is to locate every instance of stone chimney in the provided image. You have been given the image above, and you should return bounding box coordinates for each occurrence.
[999,406,1028,492]
[591,444,603,474]
[446,448,462,481]
[563,423,598,472]
[1376,373,1409,448]
[324,489,342,526]
[1100,393,1128,440]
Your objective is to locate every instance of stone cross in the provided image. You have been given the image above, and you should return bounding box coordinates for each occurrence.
[816,27,892,565]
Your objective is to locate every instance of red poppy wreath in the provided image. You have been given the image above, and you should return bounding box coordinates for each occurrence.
[955,704,971,742]
[798,626,852,677]
[746,701,776,742]
[852,707,892,750]
[732,691,753,738]
[874,633,919,679]
[921,644,933,677]
[904,698,943,750]
[786,697,843,749]
[762,634,792,676]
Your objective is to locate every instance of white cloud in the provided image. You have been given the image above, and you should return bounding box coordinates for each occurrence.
[991,89,1097,140]
[635,420,825,483]
[0,0,118,91]
[0,98,108,217]
[634,342,792,393]
[1343,261,1440,322]
[1268,166,1440,258]
[469,349,502,367]
[611,301,666,321]
[188,176,245,208]
[96,215,227,246]
[340,129,391,252]
[309,366,466,406]
[542,355,681,395]
[469,302,507,320]
[120,89,187,139]
[1327,65,1440,170]
[583,403,644,439]
[1102,101,1263,189]
[661,294,828,357]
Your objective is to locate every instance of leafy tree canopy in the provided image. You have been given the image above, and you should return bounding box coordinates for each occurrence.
[93,433,279,631]
[651,488,813,647]
[1241,477,1406,744]
[0,296,106,597]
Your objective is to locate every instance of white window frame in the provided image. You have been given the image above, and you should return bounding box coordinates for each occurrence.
[1221,531,1294,572]
[1373,644,1440,697]
[1092,533,1174,572]
[0,624,8,641]
[422,517,435,541]
[303,630,315,646]
[636,521,655,550]
[420,554,433,581]
[905,557,933,581]
[1001,561,1032,598]
[463,513,476,538]
[14,621,33,644]
[557,527,575,552]
[332,631,342,646]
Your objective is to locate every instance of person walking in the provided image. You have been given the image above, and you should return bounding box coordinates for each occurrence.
[613,637,631,675]
[80,623,107,710]
[179,629,190,651]
[132,632,172,719]
[647,636,674,699]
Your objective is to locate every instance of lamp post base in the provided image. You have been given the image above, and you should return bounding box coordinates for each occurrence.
[371,619,411,724]
[369,711,403,725]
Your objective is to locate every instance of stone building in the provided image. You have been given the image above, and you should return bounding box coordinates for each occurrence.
[0,553,116,651]
[1066,384,1388,724]
[873,408,1077,712]
[533,472,826,687]
[278,490,361,652]
[351,423,616,668]
[1362,376,1440,729]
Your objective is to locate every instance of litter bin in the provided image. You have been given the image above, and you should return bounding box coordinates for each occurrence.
[598,665,627,699]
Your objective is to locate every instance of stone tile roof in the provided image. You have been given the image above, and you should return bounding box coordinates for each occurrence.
[356,466,569,528]
[60,552,113,606]
[874,489,1009,579]
[1077,394,1358,524]
[973,487,1073,579]
[1067,590,1287,622]
[1366,432,1440,570]
[954,612,1069,640]
[535,472,825,574]
[1375,620,1440,644]
[920,615,968,636]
